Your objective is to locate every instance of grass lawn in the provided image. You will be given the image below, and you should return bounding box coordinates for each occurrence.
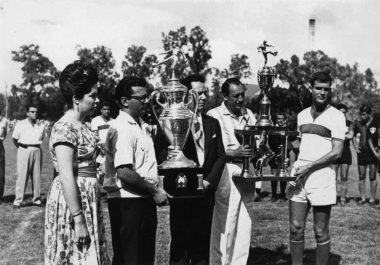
[0,134,379,264]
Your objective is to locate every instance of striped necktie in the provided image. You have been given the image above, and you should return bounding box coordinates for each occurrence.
[193,116,204,151]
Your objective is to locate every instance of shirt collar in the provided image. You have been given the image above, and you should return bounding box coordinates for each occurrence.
[118,111,138,125]
[220,102,250,123]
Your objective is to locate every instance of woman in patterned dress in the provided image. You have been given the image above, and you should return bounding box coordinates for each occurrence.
[44,61,110,264]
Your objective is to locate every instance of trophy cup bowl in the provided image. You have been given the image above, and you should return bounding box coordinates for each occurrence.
[256,66,276,126]
[150,78,199,169]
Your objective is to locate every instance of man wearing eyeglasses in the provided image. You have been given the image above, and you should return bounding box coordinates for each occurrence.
[104,76,168,265]
[155,74,226,265]
[12,105,46,208]
[287,71,345,265]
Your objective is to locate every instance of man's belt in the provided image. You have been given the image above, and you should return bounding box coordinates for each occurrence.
[226,158,243,164]
[18,143,40,148]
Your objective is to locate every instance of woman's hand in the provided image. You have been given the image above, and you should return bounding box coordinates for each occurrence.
[73,214,91,252]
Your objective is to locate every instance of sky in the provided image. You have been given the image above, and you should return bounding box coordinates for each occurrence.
[1,0,380,92]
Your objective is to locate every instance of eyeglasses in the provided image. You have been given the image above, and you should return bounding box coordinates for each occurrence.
[29,111,37,113]
[130,95,148,103]
[313,86,332,92]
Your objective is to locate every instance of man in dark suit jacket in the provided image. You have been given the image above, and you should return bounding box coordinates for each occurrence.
[154,74,225,265]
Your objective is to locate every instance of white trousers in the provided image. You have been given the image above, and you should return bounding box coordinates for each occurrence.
[210,163,258,265]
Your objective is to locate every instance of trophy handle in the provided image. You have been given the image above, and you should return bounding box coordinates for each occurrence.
[184,89,199,116]
[150,90,165,123]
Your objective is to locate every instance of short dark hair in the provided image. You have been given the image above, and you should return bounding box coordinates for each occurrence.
[336,103,348,112]
[221,78,245,96]
[26,104,38,112]
[59,61,98,107]
[99,100,112,109]
[310,71,332,87]
[115,76,147,104]
[180,74,205,90]
[360,104,372,114]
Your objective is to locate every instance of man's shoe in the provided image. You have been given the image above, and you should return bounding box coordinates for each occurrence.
[33,200,43,207]
[270,195,278,202]
[357,199,366,206]
[13,204,21,209]
[254,196,262,202]
[369,201,376,207]
[340,198,347,206]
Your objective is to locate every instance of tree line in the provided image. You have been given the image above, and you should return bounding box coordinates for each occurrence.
[2,25,378,122]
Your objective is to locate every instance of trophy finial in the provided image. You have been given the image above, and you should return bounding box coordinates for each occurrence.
[257,40,278,66]
[154,41,188,79]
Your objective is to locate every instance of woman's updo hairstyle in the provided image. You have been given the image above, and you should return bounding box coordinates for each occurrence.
[59,60,98,108]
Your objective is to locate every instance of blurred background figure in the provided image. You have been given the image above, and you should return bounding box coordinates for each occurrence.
[0,113,8,204]
[268,112,288,203]
[91,100,113,185]
[353,104,379,206]
[332,103,353,206]
[12,105,45,208]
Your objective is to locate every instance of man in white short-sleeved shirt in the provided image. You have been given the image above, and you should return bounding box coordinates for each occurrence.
[12,105,45,208]
[104,77,168,265]
[207,78,258,265]
[286,71,345,265]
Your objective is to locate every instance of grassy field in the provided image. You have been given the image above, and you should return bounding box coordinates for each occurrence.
[0,135,379,265]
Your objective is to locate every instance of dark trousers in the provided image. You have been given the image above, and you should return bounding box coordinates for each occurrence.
[169,197,214,265]
[0,142,4,201]
[108,197,157,265]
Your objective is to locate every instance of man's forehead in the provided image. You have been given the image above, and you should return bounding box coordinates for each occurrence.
[191,81,205,91]
[131,86,147,95]
[313,81,331,88]
[229,84,244,94]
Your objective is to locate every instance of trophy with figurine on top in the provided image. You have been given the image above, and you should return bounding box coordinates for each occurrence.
[150,42,204,198]
[233,41,298,184]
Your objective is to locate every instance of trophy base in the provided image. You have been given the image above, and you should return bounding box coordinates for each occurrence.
[256,119,273,127]
[158,167,204,198]
[159,151,198,169]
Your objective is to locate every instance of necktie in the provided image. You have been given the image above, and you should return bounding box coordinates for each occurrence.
[193,116,204,151]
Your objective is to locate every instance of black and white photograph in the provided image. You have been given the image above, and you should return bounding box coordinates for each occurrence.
[0,0,379,264]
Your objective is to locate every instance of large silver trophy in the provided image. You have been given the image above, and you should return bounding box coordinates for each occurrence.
[150,45,199,169]
[256,40,277,126]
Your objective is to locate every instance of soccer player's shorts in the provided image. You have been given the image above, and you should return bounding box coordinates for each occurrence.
[286,159,336,206]
[357,149,378,166]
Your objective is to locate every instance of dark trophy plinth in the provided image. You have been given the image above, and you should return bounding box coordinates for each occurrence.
[158,167,205,198]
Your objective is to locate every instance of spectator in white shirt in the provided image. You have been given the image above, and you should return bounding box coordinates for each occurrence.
[12,105,45,208]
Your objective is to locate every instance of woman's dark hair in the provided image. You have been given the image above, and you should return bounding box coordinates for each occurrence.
[59,60,98,107]
[115,76,147,104]
[221,77,245,96]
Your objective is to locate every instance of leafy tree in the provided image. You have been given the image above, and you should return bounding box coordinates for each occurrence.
[228,54,252,79]
[11,44,60,120]
[77,45,119,102]
[274,50,379,119]
[160,26,212,82]
[121,45,158,80]
[11,45,58,102]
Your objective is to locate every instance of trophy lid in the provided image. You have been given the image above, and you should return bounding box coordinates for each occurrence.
[159,77,188,93]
